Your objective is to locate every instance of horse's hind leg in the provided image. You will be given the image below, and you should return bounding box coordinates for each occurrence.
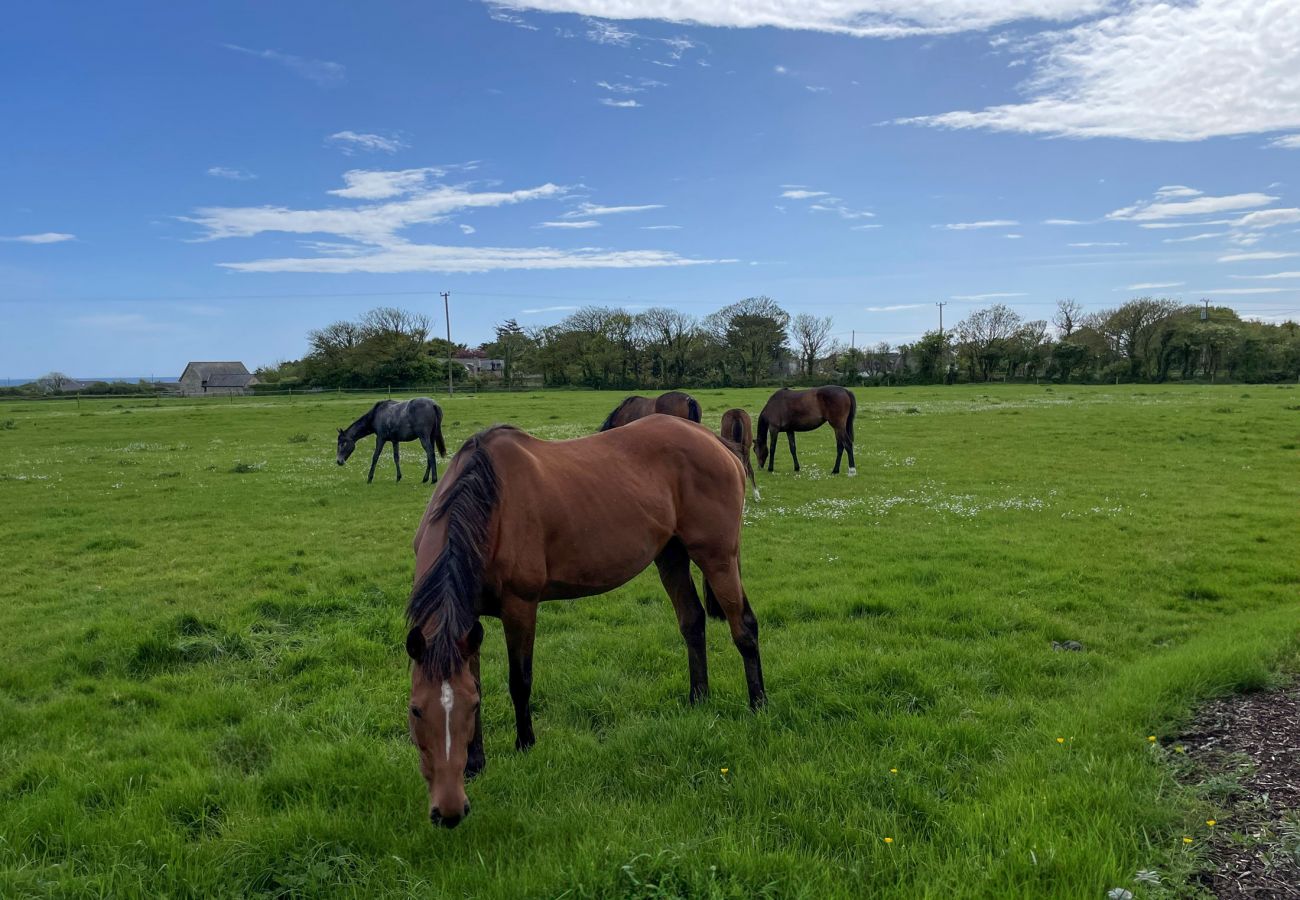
[786,430,800,472]
[418,434,435,483]
[832,429,845,475]
[654,538,709,703]
[391,442,402,482]
[833,423,855,476]
[695,557,765,709]
[367,439,384,483]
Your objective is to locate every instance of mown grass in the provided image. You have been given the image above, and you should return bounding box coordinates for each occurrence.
[0,385,1297,898]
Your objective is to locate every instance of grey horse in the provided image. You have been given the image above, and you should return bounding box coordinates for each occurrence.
[337,398,447,483]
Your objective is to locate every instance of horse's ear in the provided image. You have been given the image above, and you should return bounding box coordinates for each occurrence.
[461,620,484,655]
[337,428,344,436]
[405,627,426,662]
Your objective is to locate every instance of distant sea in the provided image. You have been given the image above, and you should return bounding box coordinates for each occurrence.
[1,377,181,386]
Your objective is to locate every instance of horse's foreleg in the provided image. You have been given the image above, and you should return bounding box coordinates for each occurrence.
[766,430,778,472]
[391,442,402,482]
[367,440,384,483]
[786,430,800,472]
[697,559,765,710]
[502,599,538,750]
[466,651,486,779]
[654,538,709,703]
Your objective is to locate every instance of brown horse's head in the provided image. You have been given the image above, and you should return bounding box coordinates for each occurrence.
[405,621,484,828]
[754,414,769,467]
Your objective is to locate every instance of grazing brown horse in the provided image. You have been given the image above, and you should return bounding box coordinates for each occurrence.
[720,408,760,500]
[755,386,857,475]
[598,390,701,431]
[404,415,765,827]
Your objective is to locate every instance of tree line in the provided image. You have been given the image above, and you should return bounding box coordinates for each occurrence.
[249,296,1298,389]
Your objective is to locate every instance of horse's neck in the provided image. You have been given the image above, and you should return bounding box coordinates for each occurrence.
[348,415,376,440]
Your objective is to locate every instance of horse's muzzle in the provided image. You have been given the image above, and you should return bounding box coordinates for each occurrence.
[430,803,470,829]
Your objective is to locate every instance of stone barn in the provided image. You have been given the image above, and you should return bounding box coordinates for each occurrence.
[178,361,259,396]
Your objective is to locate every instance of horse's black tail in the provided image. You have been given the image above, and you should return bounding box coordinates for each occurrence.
[599,396,634,432]
[729,417,744,445]
[703,578,726,620]
[686,396,702,423]
[846,390,856,445]
[432,406,447,457]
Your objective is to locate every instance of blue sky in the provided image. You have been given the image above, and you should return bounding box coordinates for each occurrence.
[3,0,1299,378]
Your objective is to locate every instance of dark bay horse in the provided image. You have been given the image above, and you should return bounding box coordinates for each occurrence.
[755,386,857,475]
[337,398,446,484]
[720,408,760,500]
[598,390,701,431]
[404,415,764,827]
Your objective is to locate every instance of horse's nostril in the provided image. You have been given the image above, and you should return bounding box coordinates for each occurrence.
[463,802,471,818]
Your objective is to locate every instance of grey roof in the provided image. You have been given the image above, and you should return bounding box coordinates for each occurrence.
[203,373,253,387]
[181,361,252,383]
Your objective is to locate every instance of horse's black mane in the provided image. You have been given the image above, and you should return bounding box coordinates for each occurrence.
[406,428,505,678]
[599,396,642,432]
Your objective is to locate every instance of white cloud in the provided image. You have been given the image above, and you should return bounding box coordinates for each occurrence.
[1154,185,1202,199]
[1219,251,1300,262]
[537,220,601,228]
[1229,270,1300,279]
[1231,208,1300,230]
[1044,218,1086,225]
[851,223,883,230]
[186,180,564,243]
[586,18,636,44]
[1068,241,1126,247]
[899,0,1300,141]
[489,1,1111,38]
[1197,287,1289,294]
[1137,220,1235,229]
[773,65,788,74]
[1267,134,1300,149]
[1125,281,1184,290]
[327,131,407,154]
[600,97,642,107]
[223,44,345,86]
[521,305,580,314]
[207,166,256,181]
[328,168,444,199]
[221,243,731,274]
[866,303,927,311]
[0,232,76,243]
[810,202,874,220]
[641,224,682,230]
[781,189,829,199]
[1162,232,1225,243]
[805,85,830,93]
[1003,233,1022,238]
[937,219,1018,230]
[1107,190,1277,222]
[951,292,1027,300]
[562,202,664,218]
[489,7,540,29]
[459,224,476,234]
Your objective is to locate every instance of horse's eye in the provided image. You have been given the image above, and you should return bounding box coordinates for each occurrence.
[410,706,422,719]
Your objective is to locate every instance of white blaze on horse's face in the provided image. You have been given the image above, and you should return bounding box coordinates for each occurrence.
[440,681,454,760]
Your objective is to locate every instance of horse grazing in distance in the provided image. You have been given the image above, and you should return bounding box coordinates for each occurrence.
[404,416,764,828]
[720,408,760,501]
[337,398,447,484]
[755,386,857,475]
[598,390,701,431]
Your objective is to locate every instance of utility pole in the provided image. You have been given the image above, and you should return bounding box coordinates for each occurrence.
[936,301,947,332]
[441,291,454,397]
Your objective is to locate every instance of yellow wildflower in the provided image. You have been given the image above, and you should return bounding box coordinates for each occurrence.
[1182,837,1193,844]
[890,768,898,774]
[883,837,893,844]
[1056,737,1065,744]
[1147,735,1156,742]
[720,768,729,775]
[1206,819,1216,827]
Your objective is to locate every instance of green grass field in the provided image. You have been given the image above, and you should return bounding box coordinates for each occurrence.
[1,385,1297,898]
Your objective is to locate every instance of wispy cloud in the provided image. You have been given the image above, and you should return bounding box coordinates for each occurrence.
[223,44,345,86]
[1228,270,1300,279]
[1162,232,1225,243]
[866,303,927,312]
[1,232,76,244]
[1106,189,1276,222]
[585,18,636,45]
[327,131,407,154]
[1044,218,1086,225]
[561,202,664,218]
[537,220,601,228]
[1068,241,1126,247]
[459,224,476,234]
[897,1,1300,141]
[521,305,580,314]
[1268,134,1300,149]
[1124,281,1184,290]
[328,167,446,199]
[936,219,1018,230]
[488,6,539,29]
[781,189,829,199]
[207,166,256,181]
[599,97,642,108]
[1197,287,1290,294]
[1219,251,1300,262]
[641,224,682,230]
[851,223,883,230]
[222,244,732,274]
[951,292,1027,300]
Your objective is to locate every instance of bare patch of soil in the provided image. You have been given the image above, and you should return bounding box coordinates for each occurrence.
[1177,682,1300,899]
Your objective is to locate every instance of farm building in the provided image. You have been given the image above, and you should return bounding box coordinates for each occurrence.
[453,355,506,377]
[178,361,259,396]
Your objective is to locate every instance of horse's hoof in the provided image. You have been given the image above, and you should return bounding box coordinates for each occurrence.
[515,734,536,752]
[752,488,761,501]
[848,468,857,477]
